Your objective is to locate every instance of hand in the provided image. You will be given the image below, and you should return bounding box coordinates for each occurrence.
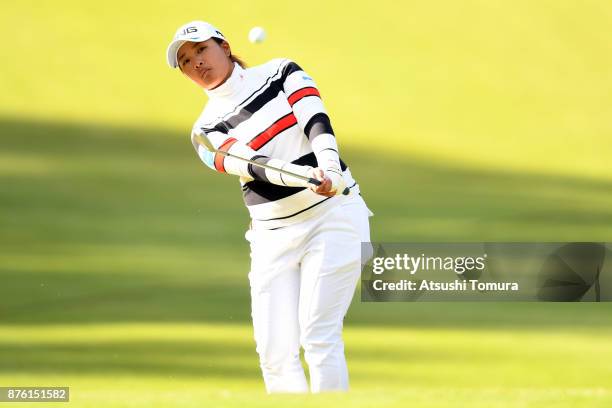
[325,166,347,195]
[308,168,336,197]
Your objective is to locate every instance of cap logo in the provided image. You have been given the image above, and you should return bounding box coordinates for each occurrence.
[181,26,198,35]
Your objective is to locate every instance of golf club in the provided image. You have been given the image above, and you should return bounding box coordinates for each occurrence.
[194,132,350,195]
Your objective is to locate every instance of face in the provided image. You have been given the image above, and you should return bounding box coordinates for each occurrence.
[177,39,233,89]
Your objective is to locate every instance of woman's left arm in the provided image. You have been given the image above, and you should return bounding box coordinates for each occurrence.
[281,60,346,195]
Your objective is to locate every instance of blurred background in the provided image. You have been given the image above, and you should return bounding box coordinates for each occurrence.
[1,0,611,406]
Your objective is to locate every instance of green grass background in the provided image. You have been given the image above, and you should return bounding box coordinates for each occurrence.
[1,0,612,407]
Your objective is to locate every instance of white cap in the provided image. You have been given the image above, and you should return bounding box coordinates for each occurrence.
[166,21,226,68]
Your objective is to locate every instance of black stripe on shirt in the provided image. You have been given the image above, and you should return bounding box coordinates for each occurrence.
[258,197,333,221]
[247,155,270,182]
[304,113,334,139]
[291,152,348,171]
[256,181,358,222]
[242,152,348,206]
[226,84,284,130]
[243,181,305,205]
[281,61,303,78]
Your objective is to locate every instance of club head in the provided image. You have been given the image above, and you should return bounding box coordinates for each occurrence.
[193,131,217,152]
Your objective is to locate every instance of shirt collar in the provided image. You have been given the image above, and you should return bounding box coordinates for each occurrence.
[204,62,245,98]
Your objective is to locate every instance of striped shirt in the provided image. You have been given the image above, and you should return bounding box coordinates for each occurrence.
[191,58,360,229]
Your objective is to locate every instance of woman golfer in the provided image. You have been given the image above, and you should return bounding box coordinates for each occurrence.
[166,21,373,393]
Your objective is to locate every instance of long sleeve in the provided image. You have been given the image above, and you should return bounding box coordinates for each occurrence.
[281,61,341,171]
[190,128,313,188]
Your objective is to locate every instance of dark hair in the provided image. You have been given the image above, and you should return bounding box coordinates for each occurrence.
[212,37,247,68]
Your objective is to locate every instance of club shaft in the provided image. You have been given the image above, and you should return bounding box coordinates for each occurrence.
[194,134,352,193]
[213,149,320,185]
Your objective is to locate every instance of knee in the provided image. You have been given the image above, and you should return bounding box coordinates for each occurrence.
[257,344,299,373]
[301,337,344,365]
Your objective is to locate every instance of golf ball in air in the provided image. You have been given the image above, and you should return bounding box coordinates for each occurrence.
[248,27,266,43]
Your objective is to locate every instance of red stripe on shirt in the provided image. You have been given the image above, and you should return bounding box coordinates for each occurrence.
[247,113,297,151]
[287,87,320,106]
[214,137,238,173]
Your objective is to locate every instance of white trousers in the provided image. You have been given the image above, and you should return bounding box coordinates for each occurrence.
[245,194,373,394]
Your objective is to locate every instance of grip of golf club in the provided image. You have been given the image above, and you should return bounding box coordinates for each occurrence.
[308,178,350,195]
[308,177,322,186]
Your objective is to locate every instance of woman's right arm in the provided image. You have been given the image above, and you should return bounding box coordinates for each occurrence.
[190,129,315,188]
